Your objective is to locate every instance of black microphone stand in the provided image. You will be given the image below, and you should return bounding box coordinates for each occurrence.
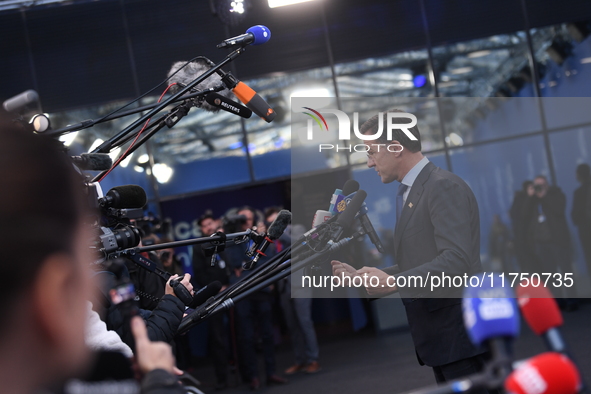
[177,230,362,335]
[87,47,248,182]
[47,88,223,137]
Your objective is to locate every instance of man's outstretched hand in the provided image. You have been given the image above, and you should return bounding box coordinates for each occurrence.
[131,316,176,375]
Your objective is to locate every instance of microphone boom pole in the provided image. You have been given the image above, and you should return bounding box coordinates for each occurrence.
[89,47,249,182]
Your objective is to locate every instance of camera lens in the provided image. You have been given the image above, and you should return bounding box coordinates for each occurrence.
[112,225,142,249]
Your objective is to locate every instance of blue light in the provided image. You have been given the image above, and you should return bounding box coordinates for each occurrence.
[413,74,427,88]
[229,141,243,149]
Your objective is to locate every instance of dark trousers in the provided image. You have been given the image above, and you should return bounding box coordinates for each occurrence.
[208,312,228,384]
[235,293,276,380]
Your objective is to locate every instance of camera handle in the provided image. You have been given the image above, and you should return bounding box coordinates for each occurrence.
[114,250,194,306]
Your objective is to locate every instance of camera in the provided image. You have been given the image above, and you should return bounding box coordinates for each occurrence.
[533,184,544,193]
[223,213,247,233]
[86,183,146,256]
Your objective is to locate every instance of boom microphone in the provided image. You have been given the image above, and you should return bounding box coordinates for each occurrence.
[99,185,147,209]
[71,153,113,171]
[205,92,252,118]
[167,58,234,112]
[217,25,271,49]
[505,352,581,394]
[244,210,292,269]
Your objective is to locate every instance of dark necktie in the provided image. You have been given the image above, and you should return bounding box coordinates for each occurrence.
[396,183,408,223]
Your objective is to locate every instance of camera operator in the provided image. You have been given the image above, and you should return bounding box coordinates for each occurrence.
[0,117,183,393]
[98,270,193,349]
[159,239,184,277]
[523,175,578,310]
[225,206,287,389]
[192,210,231,389]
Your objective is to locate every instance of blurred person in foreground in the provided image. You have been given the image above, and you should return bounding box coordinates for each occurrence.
[0,117,183,393]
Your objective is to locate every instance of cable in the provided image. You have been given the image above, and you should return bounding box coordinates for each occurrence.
[97,83,177,182]
[91,56,212,128]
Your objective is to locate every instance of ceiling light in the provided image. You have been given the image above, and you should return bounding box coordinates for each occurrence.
[290,87,330,98]
[467,50,491,59]
[448,132,464,146]
[581,57,591,64]
[153,163,173,184]
[230,0,245,13]
[133,165,144,173]
[137,153,150,164]
[439,81,458,88]
[268,0,315,8]
[450,67,473,75]
[88,138,104,153]
[120,153,133,168]
[109,147,121,162]
[59,131,78,147]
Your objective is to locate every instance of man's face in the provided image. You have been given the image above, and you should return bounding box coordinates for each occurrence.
[366,141,401,184]
[238,209,255,230]
[58,224,95,379]
[200,217,217,237]
[533,177,548,198]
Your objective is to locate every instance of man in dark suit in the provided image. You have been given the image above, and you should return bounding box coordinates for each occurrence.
[332,110,485,384]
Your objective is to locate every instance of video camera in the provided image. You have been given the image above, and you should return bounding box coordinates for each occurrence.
[86,183,146,256]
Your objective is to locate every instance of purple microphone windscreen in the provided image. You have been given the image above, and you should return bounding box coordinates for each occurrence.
[246,25,271,45]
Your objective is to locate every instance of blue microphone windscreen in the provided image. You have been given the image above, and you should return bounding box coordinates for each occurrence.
[246,25,271,45]
[462,273,519,346]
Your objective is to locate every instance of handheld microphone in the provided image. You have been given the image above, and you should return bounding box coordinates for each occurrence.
[516,284,587,392]
[312,210,332,228]
[217,25,271,49]
[332,190,367,242]
[205,92,252,118]
[463,273,519,375]
[243,210,292,269]
[231,81,276,122]
[516,285,564,349]
[71,153,113,171]
[505,352,581,394]
[336,180,385,253]
[99,185,147,209]
[189,281,222,309]
[328,189,343,215]
[334,180,360,212]
[2,89,39,113]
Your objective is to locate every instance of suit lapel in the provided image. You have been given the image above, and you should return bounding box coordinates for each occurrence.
[394,162,435,255]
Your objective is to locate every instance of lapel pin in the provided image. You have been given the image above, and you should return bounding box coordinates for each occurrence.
[408,202,413,208]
